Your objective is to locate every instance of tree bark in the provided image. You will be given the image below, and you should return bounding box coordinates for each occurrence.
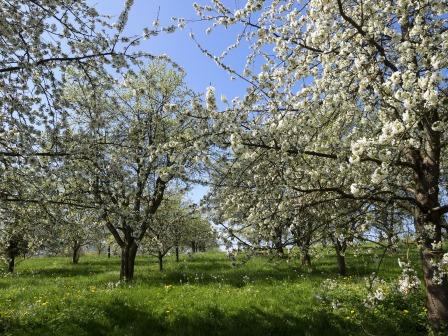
[334,241,346,276]
[336,250,346,276]
[6,237,20,273]
[72,242,81,264]
[158,251,163,272]
[7,256,14,273]
[273,227,284,257]
[410,121,448,329]
[120,242,138,281]
[415,203,448,329]
[299,230,312,267]
[175,246,179,262]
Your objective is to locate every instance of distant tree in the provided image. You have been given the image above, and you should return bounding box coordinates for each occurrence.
[0,204,44,272]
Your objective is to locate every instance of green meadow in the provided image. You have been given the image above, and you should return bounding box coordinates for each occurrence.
[0,249,430,336]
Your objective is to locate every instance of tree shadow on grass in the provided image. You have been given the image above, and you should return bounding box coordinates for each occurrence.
[146,261,379,288]
[18,264,114,278]
[77,299,363,336]
[0,280,10,289]
[4,298,423,336]
[13,253,411,287]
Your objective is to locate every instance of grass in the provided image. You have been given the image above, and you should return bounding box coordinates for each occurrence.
[0,247,430,336]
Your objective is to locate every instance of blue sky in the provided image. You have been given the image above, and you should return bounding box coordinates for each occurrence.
[91,1,250,203]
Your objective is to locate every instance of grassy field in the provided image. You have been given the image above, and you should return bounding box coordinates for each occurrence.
[0,248,430,336]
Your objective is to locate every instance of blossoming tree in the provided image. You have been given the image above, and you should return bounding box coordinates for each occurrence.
[194,0,448,328]
[63,62,202,280]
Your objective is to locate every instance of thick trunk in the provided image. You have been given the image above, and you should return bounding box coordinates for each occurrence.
[7,256,14,273]
[409,121,448,329]
[158,251,163,272]
[72,242,81,264]
[6,237,19,273]
[415,209,448,330]
[120,242,138,281]
[334,241,346,276]
[421,246,448,329]
[336,252,346,276]
[175,246,179,262]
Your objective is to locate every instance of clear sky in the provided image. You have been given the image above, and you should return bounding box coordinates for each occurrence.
[91,1,250,204]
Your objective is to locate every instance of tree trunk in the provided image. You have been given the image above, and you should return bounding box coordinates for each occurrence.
[120,242,138,281]
[191,241,196,253]
[72,242,81,264]
[421,246,448,330]
[175,246,179,262]
[7,256,14,273]
[273,228,284,257]
[409,122,448,329]
[158,251,163,272]
[415,208,448,329]
[334,241,346,276]
[336,251,346,276]
[301,253,312,267]
[107,245,111,258]
[299,231,312,267]
[6,237,19,273]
